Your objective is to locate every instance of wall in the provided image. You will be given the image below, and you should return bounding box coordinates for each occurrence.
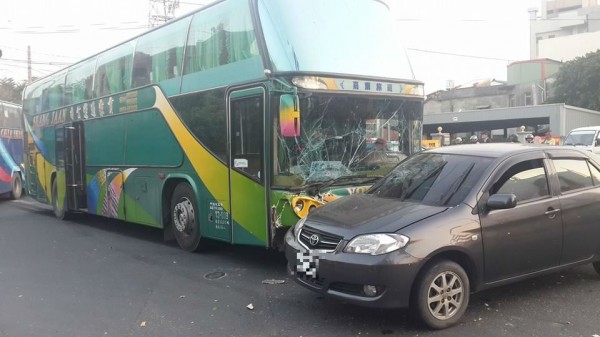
[563,105,600,133]
[538,30,600,61]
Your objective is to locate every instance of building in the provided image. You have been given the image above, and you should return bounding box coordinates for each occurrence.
[529,0,600,61]
[424,58,562,115]
[423,57,600,143]
[422,1,600,144]
[424,103,600,142]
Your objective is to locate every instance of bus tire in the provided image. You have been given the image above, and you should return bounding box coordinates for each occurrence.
[10,173,22,200]
[52,179,70,220]
[170,182,201,252]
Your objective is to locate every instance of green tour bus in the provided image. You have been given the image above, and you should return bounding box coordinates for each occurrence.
[22,0,424,251]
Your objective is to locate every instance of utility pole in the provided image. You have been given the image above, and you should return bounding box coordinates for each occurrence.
[27,46,32,83]
[148,0,180,28]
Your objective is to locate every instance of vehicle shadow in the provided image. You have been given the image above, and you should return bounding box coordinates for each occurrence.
[8,196,288,268]
[301,265,600,335]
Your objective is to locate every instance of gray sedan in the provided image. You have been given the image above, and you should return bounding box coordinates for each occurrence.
[284,144,600,329]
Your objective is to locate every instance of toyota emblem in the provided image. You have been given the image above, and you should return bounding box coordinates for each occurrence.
[309,234,320,246]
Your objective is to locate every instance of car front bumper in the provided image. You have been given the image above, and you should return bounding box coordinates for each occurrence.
[284,228,423,309]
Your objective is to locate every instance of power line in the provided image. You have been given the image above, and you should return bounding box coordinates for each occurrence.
[395,17,600,22]
[406,48,516,63]
[0,23,148,35]
[0,46,80,60]
[0,58,72,66]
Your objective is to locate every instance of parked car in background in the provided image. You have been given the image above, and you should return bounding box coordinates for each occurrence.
[563,126,600,154]
[285,144,600,329]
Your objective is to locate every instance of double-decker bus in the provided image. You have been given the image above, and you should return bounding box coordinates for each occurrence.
[22,0,424,251]
[0,100,24,199]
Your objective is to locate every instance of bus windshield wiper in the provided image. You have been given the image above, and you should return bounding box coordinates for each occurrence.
[319,174,383,190]
[279,175,381,195]
[304,174,383,195]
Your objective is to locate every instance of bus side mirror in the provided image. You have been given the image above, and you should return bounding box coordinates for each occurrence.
[279,94,300,137]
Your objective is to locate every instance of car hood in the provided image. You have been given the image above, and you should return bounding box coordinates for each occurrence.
[305,194,448,238]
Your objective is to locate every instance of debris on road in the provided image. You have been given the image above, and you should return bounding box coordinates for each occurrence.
[262,279,285,285]
[246,303,254,310]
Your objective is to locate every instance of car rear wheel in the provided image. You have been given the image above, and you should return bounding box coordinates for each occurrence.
[413,260,470,330]
[593,262,600,275]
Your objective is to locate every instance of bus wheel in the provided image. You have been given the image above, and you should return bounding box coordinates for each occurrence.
[51,179,70,220]
[10,174,22,200]
[171,183,201,252]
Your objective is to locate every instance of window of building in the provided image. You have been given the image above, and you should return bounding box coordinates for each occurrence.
[524,92,533,106]
[509,94,516,107]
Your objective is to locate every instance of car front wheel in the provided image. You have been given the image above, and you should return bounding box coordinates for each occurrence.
[413,260,470,330]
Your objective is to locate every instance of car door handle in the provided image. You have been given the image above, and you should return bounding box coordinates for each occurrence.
[544,208,561,219]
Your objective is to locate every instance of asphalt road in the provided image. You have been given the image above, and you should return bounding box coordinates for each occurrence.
[1,197,599,337]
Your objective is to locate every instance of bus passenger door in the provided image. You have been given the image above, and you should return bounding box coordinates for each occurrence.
[63,122,87,210]
[227,88,268,246]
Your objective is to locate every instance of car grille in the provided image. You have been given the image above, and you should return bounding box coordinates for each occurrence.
[299,226,342,252]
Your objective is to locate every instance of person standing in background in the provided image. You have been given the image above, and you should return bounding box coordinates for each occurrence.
[542,130,556,145]
[480,130,491,143]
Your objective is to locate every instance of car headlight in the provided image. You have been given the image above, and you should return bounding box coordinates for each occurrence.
[344,234,409,255]
[292,217,307,238]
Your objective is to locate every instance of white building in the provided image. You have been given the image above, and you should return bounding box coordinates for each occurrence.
[530,0,600,61]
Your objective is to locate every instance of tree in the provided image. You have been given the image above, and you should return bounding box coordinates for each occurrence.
[547,49,600,111]
[0,77,27,105]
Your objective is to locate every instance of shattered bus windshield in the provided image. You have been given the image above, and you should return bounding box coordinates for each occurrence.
[273,94,422,188]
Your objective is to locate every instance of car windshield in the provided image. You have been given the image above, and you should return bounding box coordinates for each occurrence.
[368,152,492,206]
[564,131,595,146]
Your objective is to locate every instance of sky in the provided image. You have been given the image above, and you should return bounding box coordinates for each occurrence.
[0,0,540,94]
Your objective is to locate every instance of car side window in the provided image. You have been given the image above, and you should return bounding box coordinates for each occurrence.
[491,159,549,203]
[588,162,600,185]
[553,159,594,193]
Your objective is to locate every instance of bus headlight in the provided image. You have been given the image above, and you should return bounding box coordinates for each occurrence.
[344,234,409,255]
[294,199,304,213]
[292,76,328,90]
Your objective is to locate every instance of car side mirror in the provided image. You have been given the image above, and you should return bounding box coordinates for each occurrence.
[596,137,600,147]
[487,194,517,209]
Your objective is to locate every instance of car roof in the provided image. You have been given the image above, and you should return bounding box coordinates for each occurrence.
[424,143,589,159]
[570,126,600,132]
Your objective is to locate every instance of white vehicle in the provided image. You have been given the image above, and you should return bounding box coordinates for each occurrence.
[563,126,600,154]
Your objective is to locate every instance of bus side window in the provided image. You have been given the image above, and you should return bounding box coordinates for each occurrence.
[132,53,151,88]
[231,97,263,182]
